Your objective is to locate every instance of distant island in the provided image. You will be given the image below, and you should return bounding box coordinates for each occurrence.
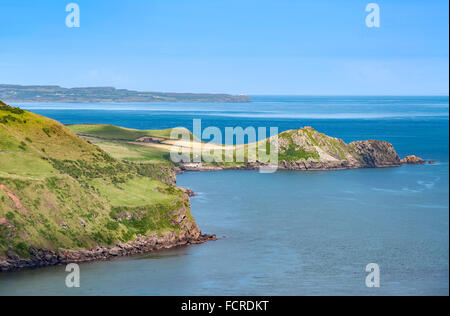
[0,84,251,103]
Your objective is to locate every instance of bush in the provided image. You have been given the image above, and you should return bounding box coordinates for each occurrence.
[42,128,51,137]
[0,115,23,124]
[106,221,119,231]
[0,102,25,115]
[14,242,30,257]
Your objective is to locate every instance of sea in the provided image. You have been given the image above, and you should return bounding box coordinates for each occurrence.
[0,96,448,296]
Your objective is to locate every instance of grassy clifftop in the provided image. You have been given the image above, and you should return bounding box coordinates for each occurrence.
[0,101,196,261]
[69,124,176,141]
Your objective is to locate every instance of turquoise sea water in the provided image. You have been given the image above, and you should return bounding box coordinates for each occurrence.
[0,96,448,295]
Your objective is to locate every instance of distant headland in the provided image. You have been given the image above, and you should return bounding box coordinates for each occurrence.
[0,84,251,103]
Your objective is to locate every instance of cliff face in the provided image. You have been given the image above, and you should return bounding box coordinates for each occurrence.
[274,127,401,170]
[350,140,401,168]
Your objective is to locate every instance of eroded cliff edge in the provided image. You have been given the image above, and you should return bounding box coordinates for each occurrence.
[0,192,215,272]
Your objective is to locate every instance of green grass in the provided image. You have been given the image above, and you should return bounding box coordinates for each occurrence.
[89,141,173,165]
[278,143,320,162]
[68,124,177,141]
[0,152,56,179]
[91,177,176,207]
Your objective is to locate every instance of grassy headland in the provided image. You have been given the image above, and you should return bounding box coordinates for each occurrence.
[0,100,197,262]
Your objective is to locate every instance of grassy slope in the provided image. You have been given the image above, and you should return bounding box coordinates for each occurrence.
[0,101,191,258]
[68,124,176,141]
[68,124,196,165]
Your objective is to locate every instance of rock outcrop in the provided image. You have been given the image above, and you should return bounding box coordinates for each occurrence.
[350,140,402,168]
[401,155,426,164]
[276,128,403,169]
[180,187,196,197]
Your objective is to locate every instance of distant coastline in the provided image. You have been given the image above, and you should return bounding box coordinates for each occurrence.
[0,84,251,103]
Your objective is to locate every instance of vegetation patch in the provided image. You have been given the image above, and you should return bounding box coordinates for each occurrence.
[279,143,320,162]
[0,102,25,115]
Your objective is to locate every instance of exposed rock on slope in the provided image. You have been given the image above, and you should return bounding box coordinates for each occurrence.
[274,127,402,170]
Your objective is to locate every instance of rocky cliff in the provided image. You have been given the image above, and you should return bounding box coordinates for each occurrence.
[0,193,215,271]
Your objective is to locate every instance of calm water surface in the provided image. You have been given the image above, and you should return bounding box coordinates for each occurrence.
[0,96,448,295]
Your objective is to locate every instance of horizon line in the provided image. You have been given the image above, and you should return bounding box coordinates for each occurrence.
[1,83,448,98]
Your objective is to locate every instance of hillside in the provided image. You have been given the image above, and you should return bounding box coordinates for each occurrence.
[0,84,251,103]
[0,100,213,271]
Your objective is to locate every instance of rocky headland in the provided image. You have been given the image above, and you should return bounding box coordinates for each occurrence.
[0,101,216,272]
[179,127,407,172]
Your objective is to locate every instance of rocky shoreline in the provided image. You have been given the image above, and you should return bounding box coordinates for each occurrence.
[0,190,216,272]
[0,233,216,272]
[177,141,430,173]
[178,160,403,173]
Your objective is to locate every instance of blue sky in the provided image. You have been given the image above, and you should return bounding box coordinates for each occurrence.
[0,0,448,95]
